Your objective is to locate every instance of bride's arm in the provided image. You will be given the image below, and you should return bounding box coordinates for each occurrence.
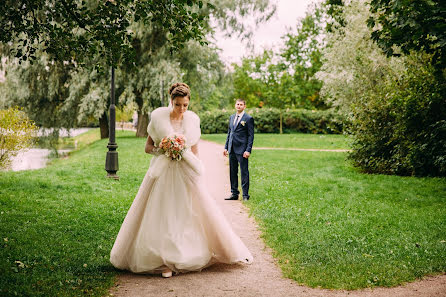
[145,136,158,154]
[191,144,199,157]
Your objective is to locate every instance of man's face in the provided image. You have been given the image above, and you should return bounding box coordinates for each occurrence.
[235,100,246,113]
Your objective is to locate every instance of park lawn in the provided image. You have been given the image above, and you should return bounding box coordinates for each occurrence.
[70,128,102,149]
[1,131,445,294]
[247,150,446,289]
[50,128,102,151]
[201,133,350,150]
[0,130,148,297]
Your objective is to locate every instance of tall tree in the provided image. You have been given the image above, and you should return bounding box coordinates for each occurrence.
[280,4,326,108]
[95,0,276,137]
[367,0,446,77]
[231,3,327,109]
[0,0,276,138]
[0,55,78,130]
[177,41,228,111]
[67,65,113,138]
[0,0,212,138]
[0,0,209,67]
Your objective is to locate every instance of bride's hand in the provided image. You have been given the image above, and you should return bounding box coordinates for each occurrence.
[145,136,160,155]
[150,147,162,156]
[191,144,199,157]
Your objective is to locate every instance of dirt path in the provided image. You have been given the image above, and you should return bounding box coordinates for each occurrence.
[109,140,446,297]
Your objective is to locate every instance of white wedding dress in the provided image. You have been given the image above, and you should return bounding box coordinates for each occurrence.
[110,107,253,274]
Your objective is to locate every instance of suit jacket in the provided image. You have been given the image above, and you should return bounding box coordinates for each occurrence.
[224,112,254,155]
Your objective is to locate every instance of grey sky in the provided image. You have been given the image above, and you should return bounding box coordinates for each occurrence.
[213,0,317,65]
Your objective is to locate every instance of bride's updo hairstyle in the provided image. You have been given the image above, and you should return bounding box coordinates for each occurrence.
[169,83,191,101]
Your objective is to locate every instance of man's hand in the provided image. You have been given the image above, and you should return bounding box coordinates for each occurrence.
[243,151,250,159]
[223,149,228,157]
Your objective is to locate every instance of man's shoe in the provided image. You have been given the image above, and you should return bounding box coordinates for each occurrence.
[243,196,250,201]
[225,195,239,200]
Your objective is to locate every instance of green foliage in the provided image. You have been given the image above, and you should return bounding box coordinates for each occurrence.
[68,66,110,125]
[195,74,235,111]
[280,5,325,106]
[198,109,232,134]
[324,0,345,32]
[0,0,276,141]
[180,42,233,111]
[318,0,446,177]
[231,3,327,109]
[208,0,276,40]
[116,104,135,123]
[0,55,80,130]
[282,109,345,134]
[0,0,210,67]
[248,149,446,289]
[349,54,446,176]
[199,108,346,134]
[368,0,446,74]
[0,107,37,169]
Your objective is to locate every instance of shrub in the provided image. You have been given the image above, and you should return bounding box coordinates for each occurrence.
[198,110,232,134]
[198,108,346,134]
[282,109,345,134]
[0,107,37,169]
[317,1,446,177]
[348,54,446,176]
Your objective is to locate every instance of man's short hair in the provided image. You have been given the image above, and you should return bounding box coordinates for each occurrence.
[235,98,246,105]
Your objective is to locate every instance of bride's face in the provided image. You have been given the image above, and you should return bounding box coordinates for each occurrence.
[171,96,190,115]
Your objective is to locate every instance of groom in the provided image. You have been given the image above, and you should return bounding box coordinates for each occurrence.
[223,99,254,201]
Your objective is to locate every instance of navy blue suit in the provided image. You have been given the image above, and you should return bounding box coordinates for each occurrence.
[224,113,254,198]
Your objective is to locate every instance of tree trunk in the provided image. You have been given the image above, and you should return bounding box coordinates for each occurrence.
[136,111,149,138]
[99,112,109,139]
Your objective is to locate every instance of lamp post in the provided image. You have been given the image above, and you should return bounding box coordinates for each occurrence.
[105,67,119,179]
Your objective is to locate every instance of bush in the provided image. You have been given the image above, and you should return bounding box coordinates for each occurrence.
[316,1,445,177]
[282,109,345,134]
[348,54,446,176]
[0,107,37,169]
[198,108,346,134]
[198,109,232,134]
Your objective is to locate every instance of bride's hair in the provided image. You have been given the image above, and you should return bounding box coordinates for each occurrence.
[169,83,191,100]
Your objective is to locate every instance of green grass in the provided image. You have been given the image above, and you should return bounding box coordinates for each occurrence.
[1,132,445,294]
[246,150,446,289]
[201,133,350,150]
[51,128,102,151]
[70,128,102,150]
[0,130,149,297]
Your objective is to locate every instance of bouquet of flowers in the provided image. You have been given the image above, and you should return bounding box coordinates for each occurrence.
[159,134,187,161]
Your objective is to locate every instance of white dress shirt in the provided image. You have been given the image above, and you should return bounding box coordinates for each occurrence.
[233,111,245,127]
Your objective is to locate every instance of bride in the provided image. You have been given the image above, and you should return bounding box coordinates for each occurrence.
[110,83,253,277]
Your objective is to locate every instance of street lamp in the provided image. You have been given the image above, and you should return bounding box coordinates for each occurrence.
[105,67,119,179]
